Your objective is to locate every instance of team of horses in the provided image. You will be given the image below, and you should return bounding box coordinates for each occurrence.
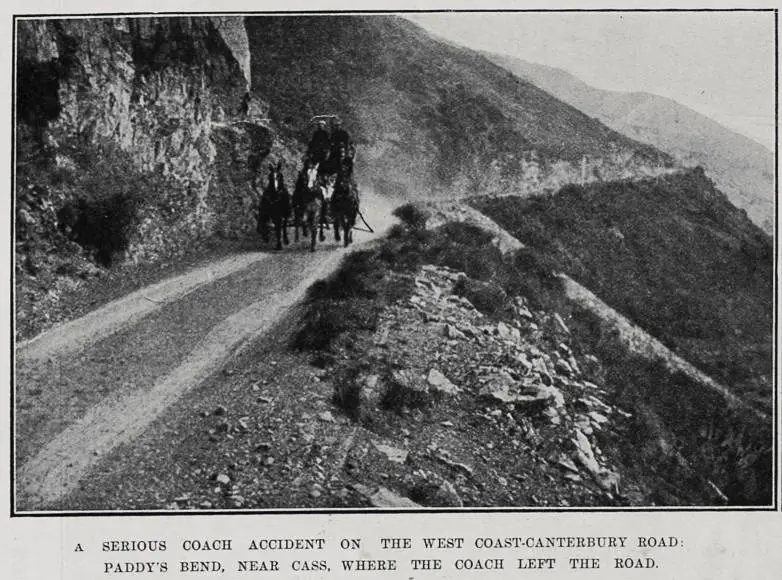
[256,159,360,252]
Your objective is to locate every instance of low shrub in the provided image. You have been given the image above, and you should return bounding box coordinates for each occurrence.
[58,193,139,266]
[386,223,407,239]
[292,296,379,352]
[453,276,508,318]
[292,249,414,352]
[331,363,369,420]
[393,203,429,230]
[380,369,431,412]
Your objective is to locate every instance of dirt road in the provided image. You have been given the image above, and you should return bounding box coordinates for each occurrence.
[15,193,397,511]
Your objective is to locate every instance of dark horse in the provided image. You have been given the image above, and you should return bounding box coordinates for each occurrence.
[293,161,330,252]
[256,162,291,250]
[331,170,359,247]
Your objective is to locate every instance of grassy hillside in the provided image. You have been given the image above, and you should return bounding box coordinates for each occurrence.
[485,53,775,233]
[473,168,773,411]
[245,16,673,197]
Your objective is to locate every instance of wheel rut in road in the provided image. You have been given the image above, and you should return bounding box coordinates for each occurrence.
[18,253,272,364]
[18,249,345,509]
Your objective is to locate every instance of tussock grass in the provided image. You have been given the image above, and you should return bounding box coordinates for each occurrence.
[393,203,429,231]
[452,277,508,319]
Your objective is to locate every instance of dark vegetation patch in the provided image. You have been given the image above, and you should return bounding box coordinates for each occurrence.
[291,249,413,353]
[473,168,773,409]
[17,130,186,268]
[330,362,370,422]
[452,277,508,319]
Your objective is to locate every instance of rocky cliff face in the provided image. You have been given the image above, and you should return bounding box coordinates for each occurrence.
[17,17,265,258]
[16,17,276,336]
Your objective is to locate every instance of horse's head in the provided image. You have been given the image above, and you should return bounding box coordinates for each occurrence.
[267,162,287,192]
[306,163,320,190]
[264,164,278,192]
[321,174,337,202]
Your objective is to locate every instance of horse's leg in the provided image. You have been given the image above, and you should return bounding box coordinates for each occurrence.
[299,208,308,238]
[282,202,290,246]
[334,208,341,242]
[274,216,283,251]
[290,205,299,242]
[257,207,266,240]
[349,201,357,245]
[321,201,329,231]
[343,216,350,247]
[319,209,326,242]
[260,211,270,244]
[309,210,317,252]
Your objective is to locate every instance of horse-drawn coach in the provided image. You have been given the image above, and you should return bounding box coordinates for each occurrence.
[255,116,369,252]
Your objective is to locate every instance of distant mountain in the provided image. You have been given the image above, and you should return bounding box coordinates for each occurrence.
[485,53,774,234]
[245,16,674,198]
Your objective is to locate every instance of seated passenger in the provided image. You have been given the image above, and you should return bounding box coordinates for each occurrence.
[307,120,331,164]
[330,119,351,160]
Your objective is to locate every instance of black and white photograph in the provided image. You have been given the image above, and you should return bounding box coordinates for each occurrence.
[11,9,776,515]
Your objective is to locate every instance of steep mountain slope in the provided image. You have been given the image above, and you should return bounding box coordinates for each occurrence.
[484,53,775,233]
[245,16,674,198]
[473,168,773,412]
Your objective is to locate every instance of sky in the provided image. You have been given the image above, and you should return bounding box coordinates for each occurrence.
[406,12,775,150]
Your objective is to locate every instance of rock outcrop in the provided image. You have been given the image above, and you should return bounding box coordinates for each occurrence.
[210,17,252,89]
